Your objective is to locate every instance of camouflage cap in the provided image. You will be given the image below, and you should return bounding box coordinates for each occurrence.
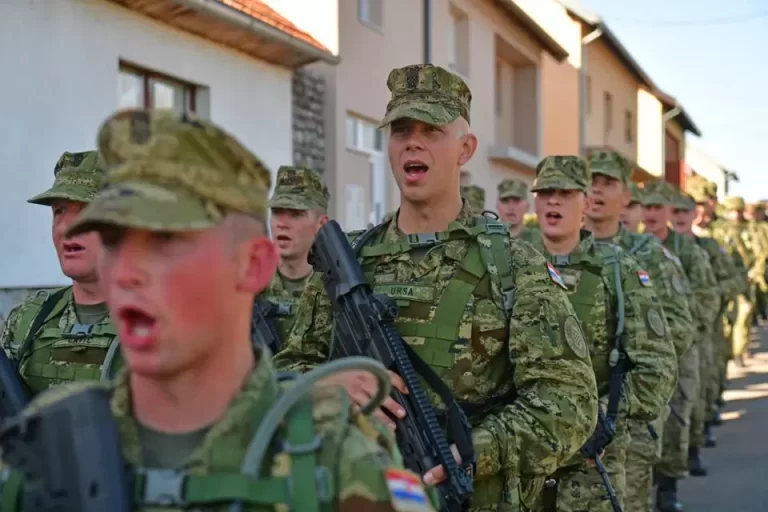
[723,196,745,211]
[671,191,695,211]
[379,64,471,128]
[461,185,485,213]
[66,109,271,237]
[705,181,718,198]
[268,166,329,211]
[641,181,676,206]
[28,151,107,206]
[497,178,528,200]
[686,182,710,204]
[627,182,643,204]
[531,156,590,193]
[588,151,631,184]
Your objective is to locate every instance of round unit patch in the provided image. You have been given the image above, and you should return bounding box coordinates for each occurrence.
[646,308,665,337]
[671,274,687,295]
[563,315,588,359]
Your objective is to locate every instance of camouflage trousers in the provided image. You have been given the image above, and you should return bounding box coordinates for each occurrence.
[536,431,627,512]
[624,411,667,512]
[657,344,700,479]
[690,332,717,448]
[732,293,754,357]
[712,315,730,406]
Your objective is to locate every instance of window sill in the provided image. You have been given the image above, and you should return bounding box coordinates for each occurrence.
[359,19,384,35]
[488,145,540,171]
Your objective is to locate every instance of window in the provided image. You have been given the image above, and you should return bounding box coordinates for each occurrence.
[118,63,196,113]
[359,0,383,29]
[346,115,383,154]
[603,92,613,133]
[586,76,592,115]
[495,59,502,117]
[448,6,469,77]
[625,110,633,143]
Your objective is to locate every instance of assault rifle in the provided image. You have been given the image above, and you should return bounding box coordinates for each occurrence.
[0,387,131,511]
[580,408,623,512]
[309,220,474,512]
[0,349,28,418]
[251,298,282,354]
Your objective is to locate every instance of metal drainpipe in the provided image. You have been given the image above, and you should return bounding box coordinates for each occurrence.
[424,0,432,63]
[661,106,682,182]
[579,28,603,158]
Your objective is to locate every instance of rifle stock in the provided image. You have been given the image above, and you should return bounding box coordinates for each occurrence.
[0,350,28,419]
[309,220,474,512]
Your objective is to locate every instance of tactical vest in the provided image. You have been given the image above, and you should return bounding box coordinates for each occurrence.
[349,216,517,414]
[548,243,627,433]
[11,287,121,395]
[0,360,395,512]
[261,294,298,342]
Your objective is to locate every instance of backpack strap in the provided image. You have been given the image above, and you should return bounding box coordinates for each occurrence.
[628,234,651,256]
[475,217,517,315]
[595,243,627,427]
[15,287,69,369]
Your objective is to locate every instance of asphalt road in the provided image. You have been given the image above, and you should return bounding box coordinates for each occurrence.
[676,327,768,511]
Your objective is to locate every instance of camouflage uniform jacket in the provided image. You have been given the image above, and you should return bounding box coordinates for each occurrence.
[599,223,694,360]
[532,231,677,424]
[258,270,313,342]
[0,354,436,512]
[662,230,721,338]
[0,286,120,395]
[275,200,598,509]
[692,234,742,306]
[695,220,749,295]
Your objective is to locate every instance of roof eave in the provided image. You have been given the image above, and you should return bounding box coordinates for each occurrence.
[495,0,569,62]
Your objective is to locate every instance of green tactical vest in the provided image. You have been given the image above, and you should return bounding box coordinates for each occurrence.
[11,287,122,395]
[0,361,395,512]
[349,216,517,385]
[547,243,624,393]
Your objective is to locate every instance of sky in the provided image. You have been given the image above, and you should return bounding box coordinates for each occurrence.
[578,0,768,201]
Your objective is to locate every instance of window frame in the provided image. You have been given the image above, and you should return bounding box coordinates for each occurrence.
[358,0,383,30]
[624,110,633,143]
[119,62,197,113]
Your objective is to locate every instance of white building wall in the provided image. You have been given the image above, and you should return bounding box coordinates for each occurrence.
[685,141,728,200]
[0,0,293,288]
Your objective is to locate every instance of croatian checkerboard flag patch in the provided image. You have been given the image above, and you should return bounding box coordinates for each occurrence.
[637,270,651,287]
[547,262,568,290]
[385,468,431,512]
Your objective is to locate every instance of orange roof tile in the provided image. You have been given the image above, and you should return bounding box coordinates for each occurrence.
[219,0,331,54]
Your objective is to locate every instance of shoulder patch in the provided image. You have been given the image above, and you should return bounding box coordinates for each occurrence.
[385,468,432,512]
[563,315,588,359]
[547,262,568,290]
[637,270,652,287]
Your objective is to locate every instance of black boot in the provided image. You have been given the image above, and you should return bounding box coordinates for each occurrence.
[711,408,723,426]
[656,475,684,512]
[688,446,708,476]
[704,422,717,447]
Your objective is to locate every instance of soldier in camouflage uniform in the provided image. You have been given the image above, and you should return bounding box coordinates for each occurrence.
[461,184,486,214]
[584,151,692,512]
[0,108,437,512]
[621,182,644,233]
[670,191,739,472]
[743,202,768,322]
[496,178,537,242]
[720,197,764,363]
[0,151,122,395]
[641,181,721,512]
[275,64,599,512]
[529,155,676,512]
[256,166,330,348]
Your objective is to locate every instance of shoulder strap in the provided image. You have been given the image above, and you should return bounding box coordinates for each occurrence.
[15,287,69,369]
[474,216,517,316]
[595,243,627,426]
[628,234,651,256]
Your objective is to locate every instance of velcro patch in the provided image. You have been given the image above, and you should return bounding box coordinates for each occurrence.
[385,468,432,512]
[637,270,652,287]
[547,262,568,290]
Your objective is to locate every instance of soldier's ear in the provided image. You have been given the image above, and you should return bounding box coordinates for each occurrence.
[238,237,278,295]
[457,133,477,166]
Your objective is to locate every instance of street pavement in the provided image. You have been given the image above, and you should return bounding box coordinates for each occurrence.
[677,327,768,511]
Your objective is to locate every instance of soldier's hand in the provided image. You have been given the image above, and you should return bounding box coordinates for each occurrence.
[320,370,407,430]
[422,444,462,486]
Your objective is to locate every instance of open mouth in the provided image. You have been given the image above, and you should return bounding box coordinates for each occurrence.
[592,199,605,207]
[545,212,563,220]
[62,241,85,255]
[119,306,157,339]
[275,234,292,243]
[403,160,429,177]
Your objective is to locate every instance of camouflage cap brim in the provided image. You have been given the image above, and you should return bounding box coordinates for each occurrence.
[589,166,626,183]
[498,190,526,200]
[27,185,97,206]
[66,181,223,238]
[269,195,321,211]
[530,176,586,193]
[378,101,458,128]
[641,193,671,206]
